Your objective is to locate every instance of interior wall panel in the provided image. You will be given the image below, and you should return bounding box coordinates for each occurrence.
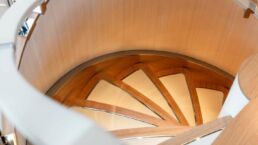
[19,0,258,92]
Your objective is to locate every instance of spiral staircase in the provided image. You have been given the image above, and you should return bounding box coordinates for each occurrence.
[1,0,258,145]
[46,51,233,144]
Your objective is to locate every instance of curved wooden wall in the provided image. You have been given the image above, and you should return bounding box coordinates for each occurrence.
[238,53,258,100]
[19,0,258,92]
[213,97,258,144]
[212,52,258,144]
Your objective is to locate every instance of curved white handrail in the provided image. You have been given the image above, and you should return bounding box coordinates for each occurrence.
[0,1,120,145]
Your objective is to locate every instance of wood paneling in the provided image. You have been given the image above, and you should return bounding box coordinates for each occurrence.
[19,0,258,93]
[238,53,258,100]
[13,0,257,142]
[213,98,258,145]
[15,36,27,68]
[159,116,232,145]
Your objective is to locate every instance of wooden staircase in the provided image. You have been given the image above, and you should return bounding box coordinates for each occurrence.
[47,51,233,145]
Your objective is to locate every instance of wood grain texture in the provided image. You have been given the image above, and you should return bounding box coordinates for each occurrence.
[66,100,171,127]
[139,64,189,125]
[52,69,96,103]
[184,72,203,125]
[100,73,179,124]
[116,65,140,80]
[155,66,232,104]
[15,36,27,68]
[78,75,100,100]
[194,82,229,103]
[19,0,257,93]
[159,116,232,145]
[238,53,258,100]
[15,12,40,69]
[48,53,233,128]
[111,126,191,139]
[213,98,258,145]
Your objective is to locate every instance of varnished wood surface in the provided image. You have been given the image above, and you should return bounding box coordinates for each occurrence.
[139,64,189,125]
[15,36,27,68]
[111,126,191,139]
[213,98,258,145]
[66,100,169,127]
[16,12,40,69]
[48,53,233,98]
[159,116,232,145]
[11,0,256,143]
[19,0,257,93]
[194,82,230,103]
[52,69,96,103]
[238,53,258,100]
[47,53,232,130]
[101,73,179,124]
[185,73,203,125]
[43,52,234,143]
[78,75,100,100]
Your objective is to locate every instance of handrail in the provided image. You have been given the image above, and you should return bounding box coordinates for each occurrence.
[112,126,191,139]
[0,1,119,145]
[158,116,232,145]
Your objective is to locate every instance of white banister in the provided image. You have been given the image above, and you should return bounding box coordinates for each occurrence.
[0,0,120,145]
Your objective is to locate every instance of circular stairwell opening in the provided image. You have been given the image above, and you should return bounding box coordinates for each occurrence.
[45,50,233,144]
